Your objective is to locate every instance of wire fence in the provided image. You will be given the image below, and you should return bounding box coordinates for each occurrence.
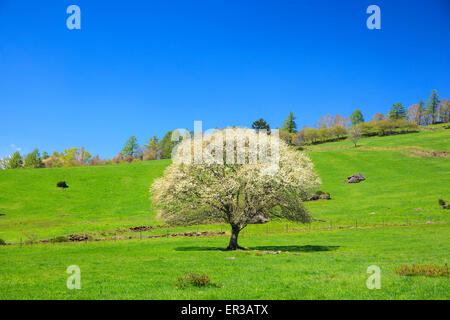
[4,215,444,247]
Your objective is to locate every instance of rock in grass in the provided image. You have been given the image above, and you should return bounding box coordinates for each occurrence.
[438,199,449,209]
[307,191,331,201]
[249,215,269,224]
[346,173,366,183]
[319,193,331,200]
[57,181,69,189]
[347,176,360,183]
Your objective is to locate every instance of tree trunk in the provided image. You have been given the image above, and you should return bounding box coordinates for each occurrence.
[226,226,243,250]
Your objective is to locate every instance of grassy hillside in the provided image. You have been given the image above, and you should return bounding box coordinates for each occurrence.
[307,144,450,227]
[1,129,448,242]
[0,160,170,242]
[310,128,450,151]
[0,128,449,299]
[0,224,448,299]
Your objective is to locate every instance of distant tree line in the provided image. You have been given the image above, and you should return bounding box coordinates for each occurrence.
[271,89,448,146]
[1,90,448,170]
[0,130,179,169]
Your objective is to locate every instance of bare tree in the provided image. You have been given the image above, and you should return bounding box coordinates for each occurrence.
[349,125,362,147]
[318,114,334,128]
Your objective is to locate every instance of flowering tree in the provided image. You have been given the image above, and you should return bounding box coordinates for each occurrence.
[151,128,320,250]
[0,157,10,170]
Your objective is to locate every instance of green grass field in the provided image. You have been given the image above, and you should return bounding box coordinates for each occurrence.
[0,129,449,299]
[0,224,448,299]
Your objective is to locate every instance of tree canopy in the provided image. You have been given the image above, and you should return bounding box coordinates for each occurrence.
[281,112,297,133]
[389,102,407,120]
[151,128,319,250]
[121,136,140,160]
[7,151,23,169]
[251,118,270,133]
[350,110,365,125]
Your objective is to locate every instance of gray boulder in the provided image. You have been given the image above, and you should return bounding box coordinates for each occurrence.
[347,176,360,183]
[249,215,269,224]
[346,173,366,183]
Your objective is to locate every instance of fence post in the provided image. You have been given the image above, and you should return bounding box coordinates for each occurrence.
[20,237,22,248]
[356,219,358,229]
[382,219,384,227]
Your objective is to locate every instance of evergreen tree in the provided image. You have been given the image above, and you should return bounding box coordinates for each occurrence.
[121,136,140,158]
[251,118,270,133]
[144,136,160,160]
[281,112,297,133]
[388,102,407,120]
[426,90,440,124]
[159,131,176,159]
[24,149,44,168]
[350,110,364,125]
[7,151,23,169]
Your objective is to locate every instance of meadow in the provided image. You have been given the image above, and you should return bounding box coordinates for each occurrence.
[0,224,448,299]
[0,128,449,299]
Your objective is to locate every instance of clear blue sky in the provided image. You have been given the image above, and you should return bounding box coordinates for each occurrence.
[1,0,449,159]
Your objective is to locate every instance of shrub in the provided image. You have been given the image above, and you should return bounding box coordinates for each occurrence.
[57,181,69,188]
[438,199,446,206]
[175,272,221,289]
[358,122,376,136]
[396,264,448,277]
[332,125,347,139]
[0,238,6,246]
[374,119,395,135]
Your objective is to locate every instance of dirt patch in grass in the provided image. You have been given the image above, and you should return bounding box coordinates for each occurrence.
[396,263,449,277]
[409,149,450,158]
[129,226,154,232]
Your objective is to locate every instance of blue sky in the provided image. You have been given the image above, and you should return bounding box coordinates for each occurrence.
[1,0,449,158]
